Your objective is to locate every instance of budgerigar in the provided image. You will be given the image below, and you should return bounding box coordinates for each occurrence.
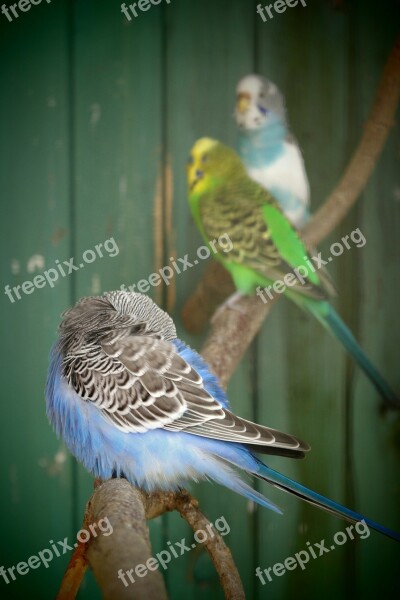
[46,291,399,540]
[235,74,310,228]
[187,138,398,409]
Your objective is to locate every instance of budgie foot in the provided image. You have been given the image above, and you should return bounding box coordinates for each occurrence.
[112,469,127,479]
[211,291,246,325]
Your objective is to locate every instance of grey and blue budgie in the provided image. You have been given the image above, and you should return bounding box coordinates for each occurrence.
[46,291,399,541]
[235,74,310,228]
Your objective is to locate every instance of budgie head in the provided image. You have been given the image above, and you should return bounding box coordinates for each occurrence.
[235,74,286,131]
[58,291,177,354]
[187,137,246,194]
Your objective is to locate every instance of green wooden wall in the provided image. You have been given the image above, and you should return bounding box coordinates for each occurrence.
[0,0,399,598]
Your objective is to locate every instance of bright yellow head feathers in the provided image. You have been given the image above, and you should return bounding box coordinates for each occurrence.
[187,137,244,195]
[192,137,218,156]
[187,138,218,194]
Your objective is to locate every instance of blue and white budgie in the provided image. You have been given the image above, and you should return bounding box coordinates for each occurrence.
[235,74,310,228]
[46,291,399,541]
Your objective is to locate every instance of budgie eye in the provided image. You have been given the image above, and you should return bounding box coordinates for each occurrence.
[201,154,208,164]
[188,155,194,165]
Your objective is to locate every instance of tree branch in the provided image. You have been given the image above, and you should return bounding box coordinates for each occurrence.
[56,533,88,600]
[57,479,169,600]
[144,489,245,600]
[182,35,400,337]
[85,480,169,600]
[57,484,245,600]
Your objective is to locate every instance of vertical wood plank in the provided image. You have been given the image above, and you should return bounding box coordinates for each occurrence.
[255,0,351,593]
[164,1,257,598]
[70,1,164,595]
[0,1,73,597]
[255,1,400,599]
[351,1,400,597]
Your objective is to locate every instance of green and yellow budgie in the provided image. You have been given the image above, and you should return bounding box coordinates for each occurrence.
[187,137,398,409]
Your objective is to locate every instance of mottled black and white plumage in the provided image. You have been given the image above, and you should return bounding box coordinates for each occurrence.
[45,291,400,540]
[56,291,307,455]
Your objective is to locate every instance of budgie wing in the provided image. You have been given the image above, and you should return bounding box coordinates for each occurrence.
[200,182,327,300]
[62,333,308,456]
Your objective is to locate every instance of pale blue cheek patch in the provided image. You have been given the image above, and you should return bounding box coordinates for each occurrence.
[257,105,269,115]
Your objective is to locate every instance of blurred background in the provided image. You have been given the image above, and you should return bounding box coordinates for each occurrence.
[0,0,399,598]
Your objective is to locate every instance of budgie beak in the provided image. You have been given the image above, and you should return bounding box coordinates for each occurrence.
[236,92,251,114]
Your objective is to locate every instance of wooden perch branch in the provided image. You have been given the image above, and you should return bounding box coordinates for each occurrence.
[57,484,244,600]
[56,529,88,600]
[144,489,245,600]
[57,35,400,600]
[182,34,400,336]
[57,479,169,600]
[181,262,235,335]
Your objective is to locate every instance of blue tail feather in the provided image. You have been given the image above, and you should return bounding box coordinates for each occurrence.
[254,461,400,542]
[211,445,399,542]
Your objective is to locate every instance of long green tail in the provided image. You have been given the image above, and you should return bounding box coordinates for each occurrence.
[305,300,398,408]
